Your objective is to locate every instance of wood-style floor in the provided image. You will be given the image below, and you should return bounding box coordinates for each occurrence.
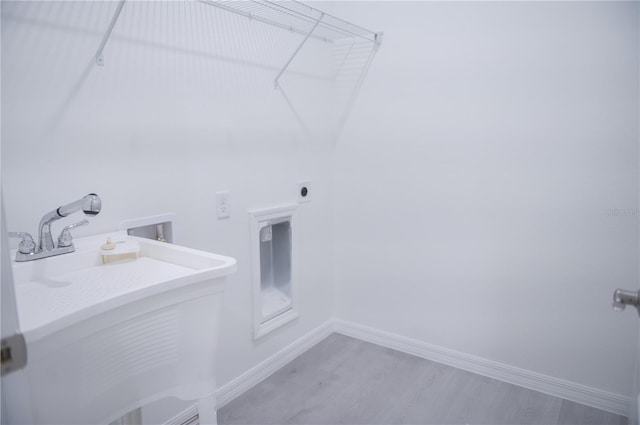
[218,333,628,425]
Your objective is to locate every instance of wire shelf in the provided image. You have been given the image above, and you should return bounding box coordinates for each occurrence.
[95,0,382,67]
[202,0,380,44]
[93,0,381,136]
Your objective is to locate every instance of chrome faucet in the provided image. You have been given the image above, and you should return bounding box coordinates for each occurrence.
[8,193,102,262]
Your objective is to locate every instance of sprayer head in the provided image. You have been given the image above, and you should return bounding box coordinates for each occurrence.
[82,193,102,216]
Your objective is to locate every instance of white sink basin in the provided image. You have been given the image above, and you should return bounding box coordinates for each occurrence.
[12,231,236,343]
[11,231,236,424]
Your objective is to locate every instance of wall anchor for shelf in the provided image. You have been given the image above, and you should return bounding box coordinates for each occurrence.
[95,0,126,66]
[274,13,324,89]
[374,32,384,50]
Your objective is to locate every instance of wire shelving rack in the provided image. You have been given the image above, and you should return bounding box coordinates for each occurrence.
[95,0,382,89]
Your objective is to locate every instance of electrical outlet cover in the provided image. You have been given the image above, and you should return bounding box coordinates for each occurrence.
[216,191,230,219]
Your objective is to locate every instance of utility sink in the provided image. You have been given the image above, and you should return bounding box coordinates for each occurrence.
[13,231,236,343]
[11,231,236,424]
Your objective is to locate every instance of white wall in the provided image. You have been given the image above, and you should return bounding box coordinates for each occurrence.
[1,1,335,421]
[331,1,639,399]
[2,0,639,422]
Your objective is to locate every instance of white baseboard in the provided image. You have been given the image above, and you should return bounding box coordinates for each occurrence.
[164,321,335,425]
[166,318,630,424]
[333,319,630,417]
[217,321,335,408]
[163,405,198,425]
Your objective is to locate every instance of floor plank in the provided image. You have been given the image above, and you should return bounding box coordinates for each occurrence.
[218,333,628,425]
[558,400,628,425]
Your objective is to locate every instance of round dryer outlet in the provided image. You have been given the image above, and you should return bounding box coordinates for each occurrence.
[298,181,312,203]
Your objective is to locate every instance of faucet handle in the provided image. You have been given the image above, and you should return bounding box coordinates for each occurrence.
[8,232,36,254]
[57,220,89,248]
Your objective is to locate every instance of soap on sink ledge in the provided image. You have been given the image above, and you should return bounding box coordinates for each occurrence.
[100,237,140,264]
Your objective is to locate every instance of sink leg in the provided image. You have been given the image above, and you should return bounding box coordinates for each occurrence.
[198,394,218,425]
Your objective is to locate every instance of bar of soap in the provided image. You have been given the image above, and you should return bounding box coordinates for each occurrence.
[100,240,140,264]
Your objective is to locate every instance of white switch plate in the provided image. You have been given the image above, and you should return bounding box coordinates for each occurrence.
[216,191,230,219]
[298,181,312,203]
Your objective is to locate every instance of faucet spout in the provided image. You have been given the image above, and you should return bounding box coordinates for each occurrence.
[38,193,102,251]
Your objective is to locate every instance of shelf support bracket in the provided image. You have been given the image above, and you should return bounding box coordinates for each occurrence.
[95,0,127,66]
[274,13,323,89]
